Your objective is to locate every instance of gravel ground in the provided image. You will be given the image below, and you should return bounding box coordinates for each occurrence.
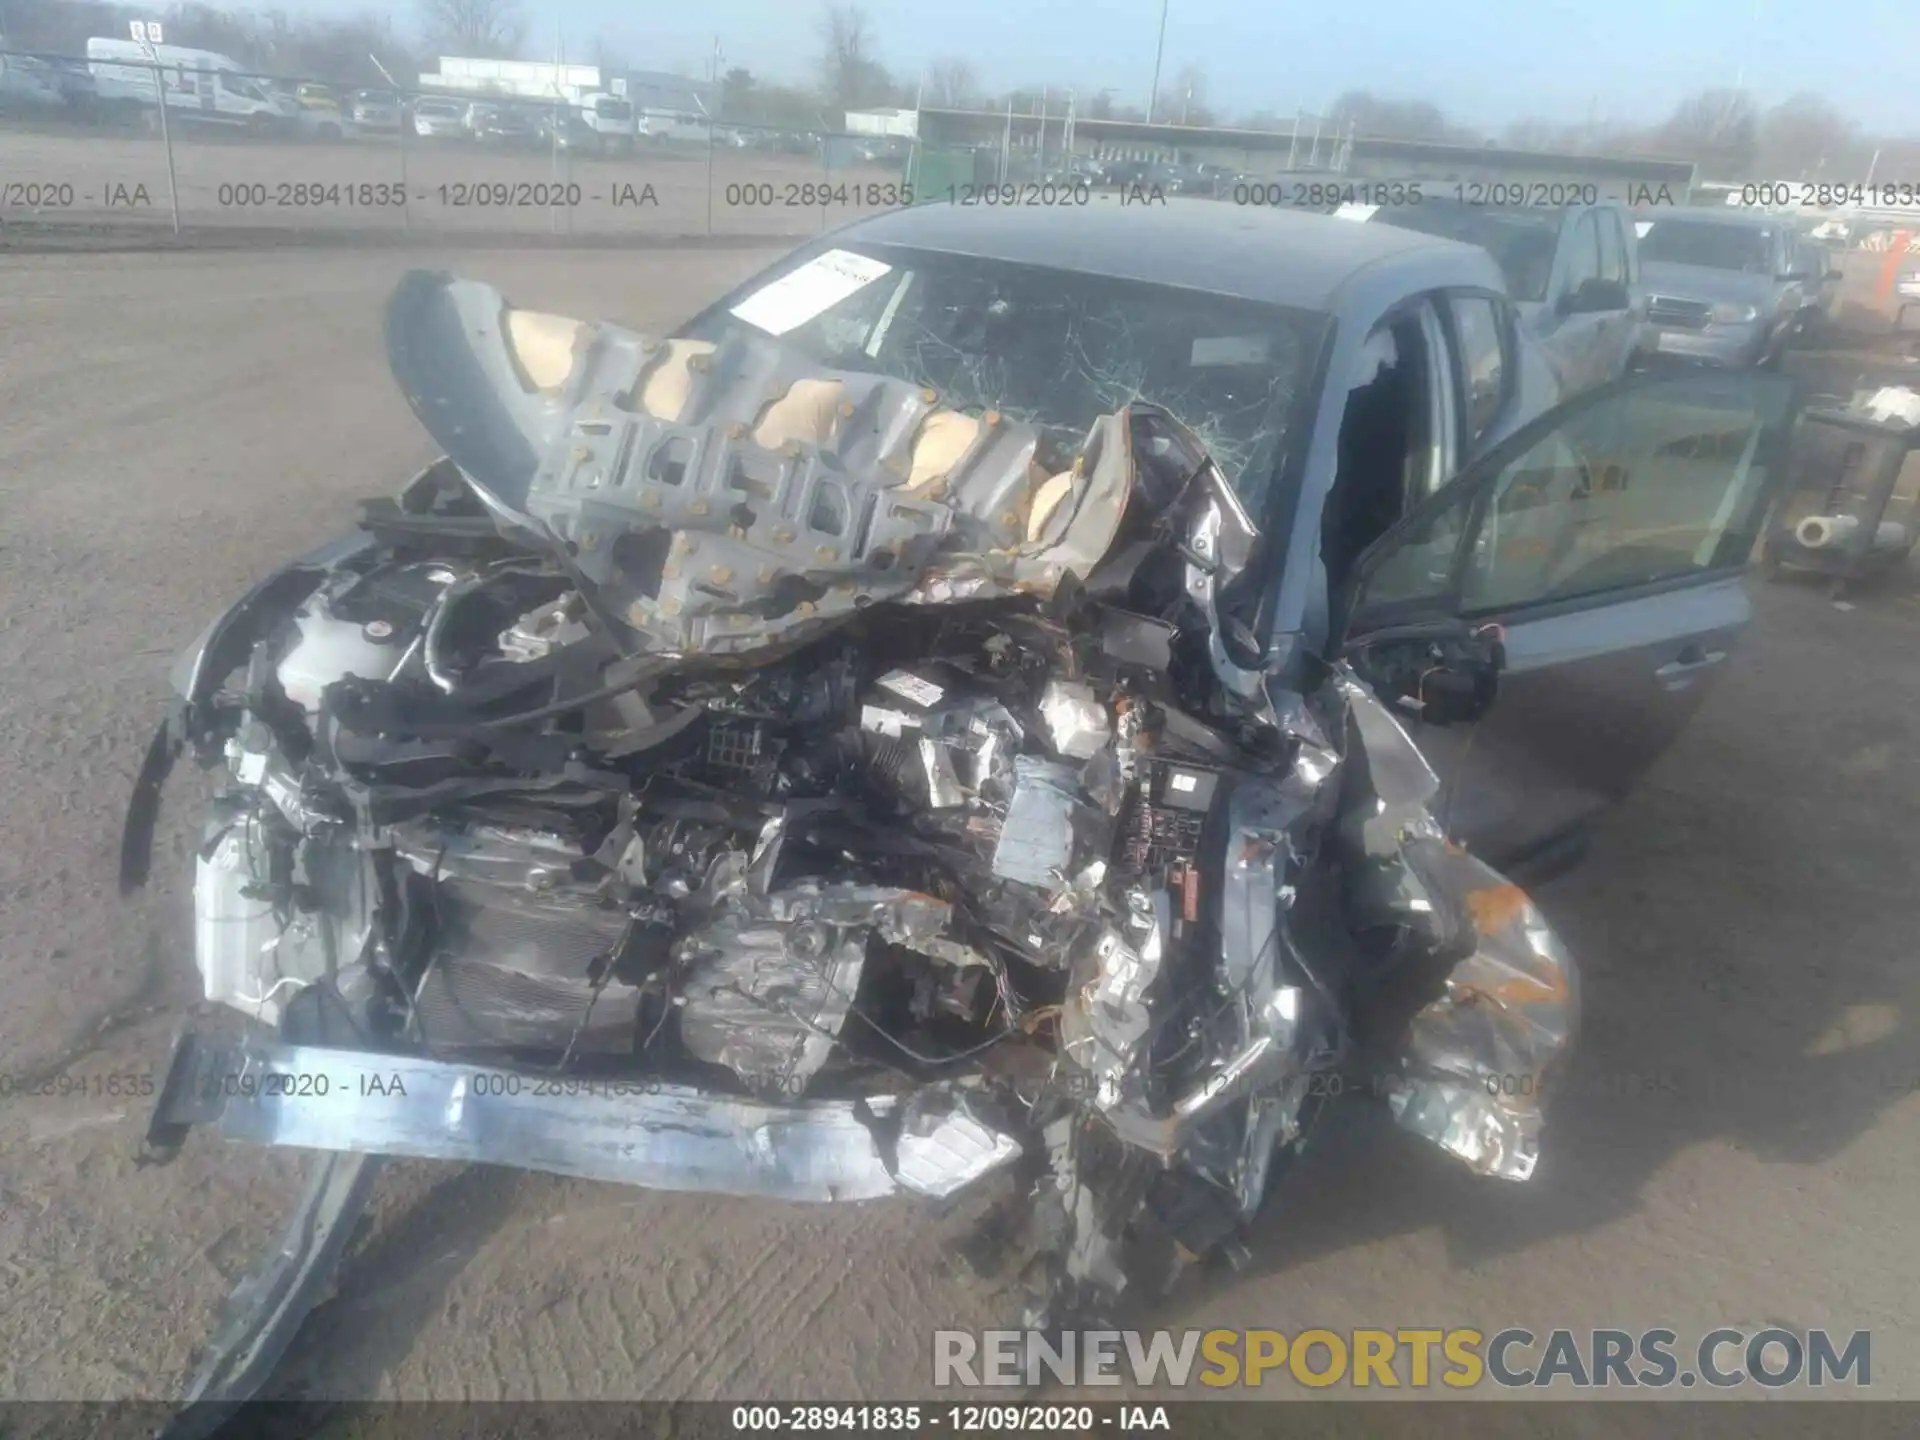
[1,244,1917,1411]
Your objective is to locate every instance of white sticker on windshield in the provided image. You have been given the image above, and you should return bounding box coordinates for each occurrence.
[728,248,894,336]
[1332,203,1379,223]
[1635,221,1654,238]
[1190,335,1271,367]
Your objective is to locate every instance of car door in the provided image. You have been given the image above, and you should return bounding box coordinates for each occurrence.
[1589,207,1642,381]
[1772,229,1809,331]
[1332,369,1799,868]
[1536,209,1607,394]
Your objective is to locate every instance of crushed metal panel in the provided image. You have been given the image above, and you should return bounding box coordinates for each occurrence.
[1383,845,1580,1181]
[991,757,1082,888]
[1037,679,1110,760]
[1059,887,1167,1108]
[153,1035,1023,1203]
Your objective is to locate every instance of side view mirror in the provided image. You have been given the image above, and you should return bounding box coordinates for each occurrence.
[1828,268,1844,281]
[1347,625,1506,727]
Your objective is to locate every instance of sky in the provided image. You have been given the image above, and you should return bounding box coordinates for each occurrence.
[322,0,1920,135]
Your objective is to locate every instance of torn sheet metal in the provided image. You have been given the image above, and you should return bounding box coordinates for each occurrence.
[1383,845,1580,1181]
[1144,405,1263,701]
[150,1033,1021,1203]
[920,736,967,808]
[895,1093,1025,1199]
[1334,662,1460,941]
[1333,662,1440,817]
[151,1149,385,1440]
[1060,888,1167,1106]
[1038,679,1110,760]
[991,757,1083,888]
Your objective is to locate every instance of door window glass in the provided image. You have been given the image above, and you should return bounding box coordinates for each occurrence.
[1323,316,1433,589]
[1348,482,1473,609]
[1595,212,1628,287]
[1561,213,1602,299]
[1350,375,1797,622]
[1461,379,1793,610]
[1449,296,1508,445]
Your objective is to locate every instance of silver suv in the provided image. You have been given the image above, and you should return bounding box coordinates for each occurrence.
[1636,208,1833,369]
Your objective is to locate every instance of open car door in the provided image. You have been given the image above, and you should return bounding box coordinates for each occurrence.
[1331,370,1799,869]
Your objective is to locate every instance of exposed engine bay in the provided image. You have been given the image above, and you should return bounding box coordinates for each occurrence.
[125,271,1577,1332]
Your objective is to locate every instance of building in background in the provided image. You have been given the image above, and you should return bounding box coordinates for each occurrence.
[842,107,917,139]
[417,56,602,103]
[609,69,714,118]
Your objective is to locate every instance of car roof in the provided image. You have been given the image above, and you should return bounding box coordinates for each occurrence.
[831,199,1481,311]
[1636,206,1785,229]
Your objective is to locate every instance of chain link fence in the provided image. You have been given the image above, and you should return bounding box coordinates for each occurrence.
[0,50,922,242]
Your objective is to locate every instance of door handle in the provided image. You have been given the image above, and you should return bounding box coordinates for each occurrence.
[1654,648,1727,688]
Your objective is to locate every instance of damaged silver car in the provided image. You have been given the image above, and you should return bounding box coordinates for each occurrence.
[122,205,1800,1412]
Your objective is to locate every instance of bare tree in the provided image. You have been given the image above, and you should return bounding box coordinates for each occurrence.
[283,18,423,86]
[418,0,524,59]
[1643,88,1758,176]
[1500,116,1616,155]
[1327,90,1466,143]
[818,4,892,114]
[925,56,978,109]
[718,65,757,120]
[163,3,266,64]
[1756,93,1867,179]
[1158,63,1212,126]
[587,35,628,75]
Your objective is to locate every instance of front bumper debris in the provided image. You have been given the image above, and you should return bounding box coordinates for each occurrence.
[156,1151,383,1440]
[145,1029,1023,1203]
[1383,844,1580,1181]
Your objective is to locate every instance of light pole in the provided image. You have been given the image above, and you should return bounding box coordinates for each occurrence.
[706,37,722,236]
[1145,0,1169,123]
[368,52,407,230]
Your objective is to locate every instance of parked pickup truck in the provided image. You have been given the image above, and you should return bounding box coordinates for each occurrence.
[1339,197,1646,398]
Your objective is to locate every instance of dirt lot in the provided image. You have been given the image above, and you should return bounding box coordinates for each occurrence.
[0,128,900,238]
[1,243,1918,1411]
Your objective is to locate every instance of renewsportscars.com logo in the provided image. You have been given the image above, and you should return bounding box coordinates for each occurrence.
[932,1327,1872,1390]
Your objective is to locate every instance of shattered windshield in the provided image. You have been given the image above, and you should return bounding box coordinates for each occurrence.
[688,243,1329,512]
[1637,220,1774,275]
[1368,202,1562,302]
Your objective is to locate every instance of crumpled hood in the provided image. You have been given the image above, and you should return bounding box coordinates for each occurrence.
[1639,261,1780,311]
[384,271,1151,660]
